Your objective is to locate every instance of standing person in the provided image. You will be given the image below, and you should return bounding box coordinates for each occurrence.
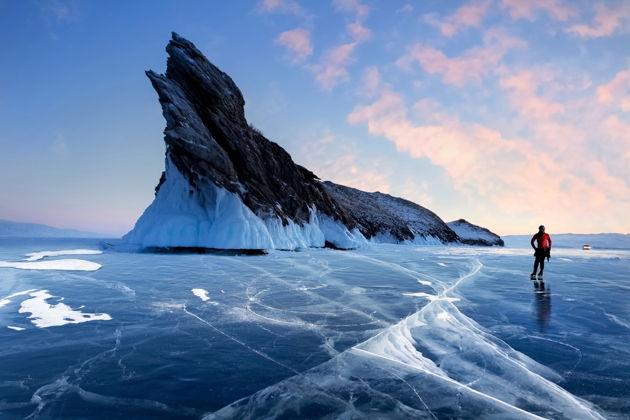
[531,225,552,279]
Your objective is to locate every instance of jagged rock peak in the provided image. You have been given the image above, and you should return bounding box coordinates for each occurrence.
[123,34,502,251]
[145,33,355,228]
[447,219,504,246]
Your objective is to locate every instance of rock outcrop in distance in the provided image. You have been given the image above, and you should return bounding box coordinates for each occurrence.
[447,219,504,246]
[124,33,502,250]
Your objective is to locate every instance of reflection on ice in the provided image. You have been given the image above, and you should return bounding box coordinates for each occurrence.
[533,280,551,331]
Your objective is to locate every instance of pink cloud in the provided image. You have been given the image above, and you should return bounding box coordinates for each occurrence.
[298,138,391,194]
[258,0,305,15]
[310,0,371,91]
[347,89,630,232]
[347,21,372,42]
[312,43,357,90]
[500,0,576,21]
[397,4,414,14]
[398,29,525,86]
[276,28,313,62]
[360,66,381,97]
[597,67,630,109]
[499,69,566,120]
[333,0,369,17]
[429,0,492,37]
[566,3,630,38]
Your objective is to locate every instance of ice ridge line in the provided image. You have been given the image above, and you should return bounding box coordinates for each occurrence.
[350,347,546,419]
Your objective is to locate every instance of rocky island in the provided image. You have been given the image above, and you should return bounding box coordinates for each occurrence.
[123,33,502,250]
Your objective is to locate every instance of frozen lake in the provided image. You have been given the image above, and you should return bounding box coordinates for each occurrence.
[1,238,628,419]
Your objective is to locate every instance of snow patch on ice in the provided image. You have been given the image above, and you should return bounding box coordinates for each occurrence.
[436,311,450,321]
[0,249,102,271]
[24,249,102,262]
[0,259,101,271]
[124,157,366,250]
[18,290,111,328]
[417,280,432,286]
[402,292,460,302]
[192,288,210,301]
[0,289,38,307]
[7,326,25,331]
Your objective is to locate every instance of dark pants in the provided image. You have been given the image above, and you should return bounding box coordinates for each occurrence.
[533,249,546,275]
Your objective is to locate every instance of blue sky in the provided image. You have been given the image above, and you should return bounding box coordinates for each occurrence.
[1,0,629,236]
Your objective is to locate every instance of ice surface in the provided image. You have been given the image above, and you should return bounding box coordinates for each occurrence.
[0,237,627,418]
[123,157,366,250]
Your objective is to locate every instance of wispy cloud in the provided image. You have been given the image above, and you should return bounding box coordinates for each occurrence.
[347,89,630,230]
[38,0,73,21]
[597,66,630,110]
[258,0,306,16]
[51,135,68,156]
[333,0,369,17]
[425,0,492,37]
[297,131,391,193]
[500,0,576,21]
[396,4,414,15]
[311,0,371,90]
[499,68,565,120]
[397,28,525,86]
[566,3,630,38]
[346,20,372,42]
[276,28,313,62]
[312,43,357,90]
[360,66,381,97]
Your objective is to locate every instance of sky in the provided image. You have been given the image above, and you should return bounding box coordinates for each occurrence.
[1,0,629,237]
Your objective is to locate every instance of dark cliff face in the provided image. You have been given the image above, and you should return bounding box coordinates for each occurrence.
[147,33,356,228]
[323,182,459,243]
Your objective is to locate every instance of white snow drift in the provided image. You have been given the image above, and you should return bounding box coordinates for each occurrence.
[123,158,366,250]
[0,249,102,271]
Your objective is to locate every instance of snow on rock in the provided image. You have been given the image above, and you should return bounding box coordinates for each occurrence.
[447,219,504,246]
[323,182,458,244]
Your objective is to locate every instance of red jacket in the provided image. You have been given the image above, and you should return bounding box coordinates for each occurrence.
[531,232,552,249]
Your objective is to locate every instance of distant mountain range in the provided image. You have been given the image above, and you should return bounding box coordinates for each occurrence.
[503,233,630,250]
[0,219,111,238]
